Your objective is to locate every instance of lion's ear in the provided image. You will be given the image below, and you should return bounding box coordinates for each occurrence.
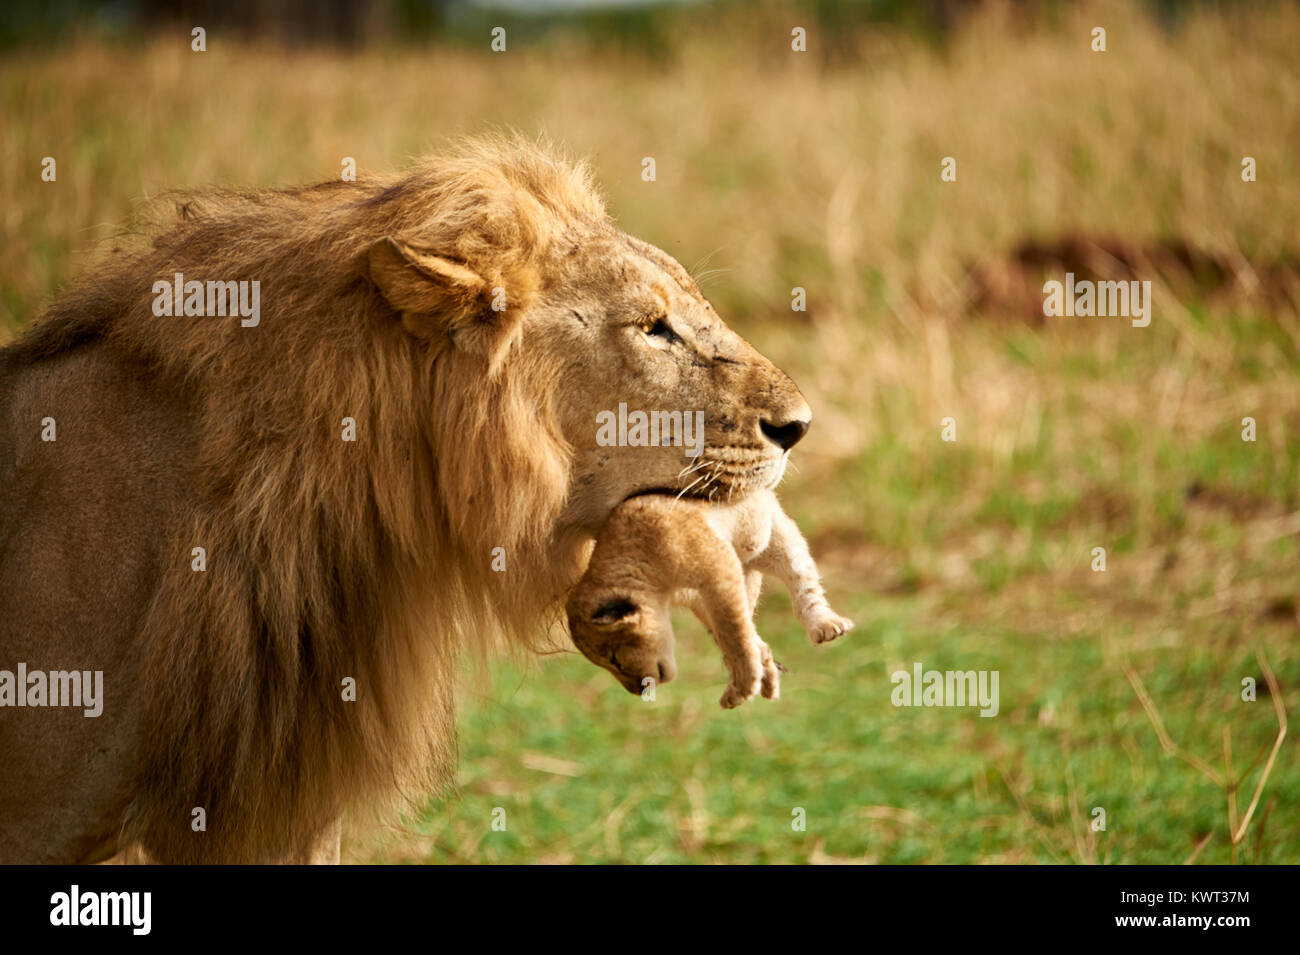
[368,237,490,339]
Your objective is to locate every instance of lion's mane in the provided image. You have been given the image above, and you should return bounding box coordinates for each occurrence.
[5,138,603,862]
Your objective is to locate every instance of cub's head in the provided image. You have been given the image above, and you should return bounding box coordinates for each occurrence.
[565,593,677,695]
[365,139,810,534]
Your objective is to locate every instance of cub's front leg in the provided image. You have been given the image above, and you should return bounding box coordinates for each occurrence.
[757,506,854,646]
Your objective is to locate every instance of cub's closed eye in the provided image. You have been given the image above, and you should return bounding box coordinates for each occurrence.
[593,598,637,623]
[644,318,680,344]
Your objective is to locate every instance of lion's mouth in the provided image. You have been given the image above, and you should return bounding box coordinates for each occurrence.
[626,450,785,504]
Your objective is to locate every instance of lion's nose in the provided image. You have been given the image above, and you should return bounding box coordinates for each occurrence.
[760,417,810,451]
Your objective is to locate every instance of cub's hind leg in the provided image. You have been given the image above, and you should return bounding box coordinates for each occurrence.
[677,541,779,708]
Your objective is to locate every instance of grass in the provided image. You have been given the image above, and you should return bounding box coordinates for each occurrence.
[2,0,1296,863]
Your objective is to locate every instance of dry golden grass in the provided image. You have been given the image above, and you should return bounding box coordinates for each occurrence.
[4,2,1296,467]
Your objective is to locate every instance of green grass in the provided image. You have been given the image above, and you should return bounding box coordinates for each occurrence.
[379,583,1293,864]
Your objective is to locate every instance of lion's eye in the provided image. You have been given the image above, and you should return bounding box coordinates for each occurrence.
[644,317,680,344]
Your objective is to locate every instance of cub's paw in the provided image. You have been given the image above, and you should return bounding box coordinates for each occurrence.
[719,677,761,709]
[808,612,854,645]
[720,640,783,708]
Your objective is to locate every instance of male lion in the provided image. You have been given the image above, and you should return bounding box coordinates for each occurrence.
[567,490,853,709]
[0,137,812,864]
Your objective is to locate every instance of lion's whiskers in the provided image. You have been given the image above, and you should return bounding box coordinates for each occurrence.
[677,458,710,481]
[675,473,708,501]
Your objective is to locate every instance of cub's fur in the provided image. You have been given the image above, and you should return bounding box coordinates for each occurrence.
[567,490,852,708]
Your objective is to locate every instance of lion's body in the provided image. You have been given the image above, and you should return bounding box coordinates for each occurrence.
[0,345,194,862]
[566,491,852,709]
[0,138,812,863]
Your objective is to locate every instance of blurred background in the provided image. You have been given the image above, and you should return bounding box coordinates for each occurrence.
[2,0,1296,863]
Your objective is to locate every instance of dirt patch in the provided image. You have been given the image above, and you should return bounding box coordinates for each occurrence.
[958,234,1300,321]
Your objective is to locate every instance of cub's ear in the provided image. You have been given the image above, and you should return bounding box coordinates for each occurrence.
[368,237,490,339]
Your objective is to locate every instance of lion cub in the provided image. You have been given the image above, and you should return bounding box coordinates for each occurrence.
[567,490,853,708]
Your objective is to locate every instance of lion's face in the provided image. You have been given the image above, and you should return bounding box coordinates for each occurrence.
[533,228,812,529]
[369,213,810,535]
